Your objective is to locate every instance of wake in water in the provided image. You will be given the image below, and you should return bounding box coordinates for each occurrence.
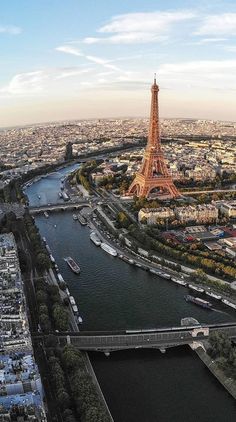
[212,308,230,315]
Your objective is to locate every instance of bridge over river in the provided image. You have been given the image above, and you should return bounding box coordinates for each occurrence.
[35,322,236,353]
[28,200,91,214]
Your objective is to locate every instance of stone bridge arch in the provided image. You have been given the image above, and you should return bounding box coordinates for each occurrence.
[191,327,209,337]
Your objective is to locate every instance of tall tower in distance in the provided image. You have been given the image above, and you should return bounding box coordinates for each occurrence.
[128,75,180,199]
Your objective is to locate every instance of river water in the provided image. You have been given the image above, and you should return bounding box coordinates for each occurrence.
[26,165,236,421]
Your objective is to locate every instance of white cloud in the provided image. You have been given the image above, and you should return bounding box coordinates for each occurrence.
[195,13,236,36]
[224,45,236,52]
[158,60,236,90]
[83,10,196,44]
[0,25,22,35]
[55,46,82,56]
[55,68,91,79]
[0,71,47,95]
[85,55,121,71]
[99,11,195,33]
[56,44,125,73]
[83,33,168,45]
[0,67,92,97]
[191,37,227,45]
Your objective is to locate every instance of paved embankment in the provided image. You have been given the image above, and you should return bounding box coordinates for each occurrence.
[83,352,114,422]
[194,346,236,400]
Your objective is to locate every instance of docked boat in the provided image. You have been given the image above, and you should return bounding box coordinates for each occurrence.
[64,257,80,274]
[45,244,51,254]
[161,273,171,280]
[221,299,236,309]
[78,213,87,226]
[58,192,63,198]
[185,295,212,309]
[62,191,69,201]
[78,316,83,324]
[69,296,76,306]
[44,211,49,218]
[205,291,222,300]
[90,231,101,246]
[171,277,187,286]
[50,254,55,263]
[188,284,204,293]
[149,269,159,275]
[121,255,133,264]
[72,304,78,314]
[57,273,65,283]
[100,243,117,257]
[73,214,78,220]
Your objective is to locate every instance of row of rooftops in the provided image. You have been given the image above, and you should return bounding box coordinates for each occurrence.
[0,233,46,421]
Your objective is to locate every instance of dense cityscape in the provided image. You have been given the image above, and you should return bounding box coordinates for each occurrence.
[1,1,236,422]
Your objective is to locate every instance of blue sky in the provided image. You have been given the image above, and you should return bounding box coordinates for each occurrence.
[1,0,236,126]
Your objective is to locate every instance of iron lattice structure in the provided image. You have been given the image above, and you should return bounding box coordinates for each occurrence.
[128,76,180,199]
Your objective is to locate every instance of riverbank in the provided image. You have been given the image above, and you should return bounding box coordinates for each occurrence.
[89,218,236,313]
[47,257,114,421]
[193,345,236,400]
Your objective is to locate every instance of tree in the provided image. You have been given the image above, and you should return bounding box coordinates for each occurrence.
[53,304,68,331]
[63,345,84,370]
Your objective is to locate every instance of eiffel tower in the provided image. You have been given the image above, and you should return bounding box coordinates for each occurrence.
[128,76,180,199]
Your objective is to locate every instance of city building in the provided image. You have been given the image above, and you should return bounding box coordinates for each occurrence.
[139,204,218,225]
[0,233,46,421]
[138,208,175,224]
[220,201,236,218]
[175,204,218,224]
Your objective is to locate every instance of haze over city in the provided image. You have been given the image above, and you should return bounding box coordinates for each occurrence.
[1,0,236,126]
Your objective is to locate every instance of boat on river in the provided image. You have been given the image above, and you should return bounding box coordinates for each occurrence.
[171,277,187,286]
[100,243,117,257]
[64,257,80,274]
[44,211,49,218]
[73,214,78,220]
[90,231,101,246]
[188,284,204,293]
[161,272,171,280]
[205,291,222,300]
[221,298,236,309]
[78,213,87,226]
[185,295,212,310]
[122,255,134,264]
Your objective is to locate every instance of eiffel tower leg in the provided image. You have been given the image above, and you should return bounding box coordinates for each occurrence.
[128,181,140,196]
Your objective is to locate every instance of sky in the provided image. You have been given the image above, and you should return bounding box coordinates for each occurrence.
[1,0,236,127]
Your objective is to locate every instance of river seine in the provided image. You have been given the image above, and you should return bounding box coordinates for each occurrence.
[26,165,236,421]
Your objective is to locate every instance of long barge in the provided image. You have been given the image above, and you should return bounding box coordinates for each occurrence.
[185,295,212,310]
